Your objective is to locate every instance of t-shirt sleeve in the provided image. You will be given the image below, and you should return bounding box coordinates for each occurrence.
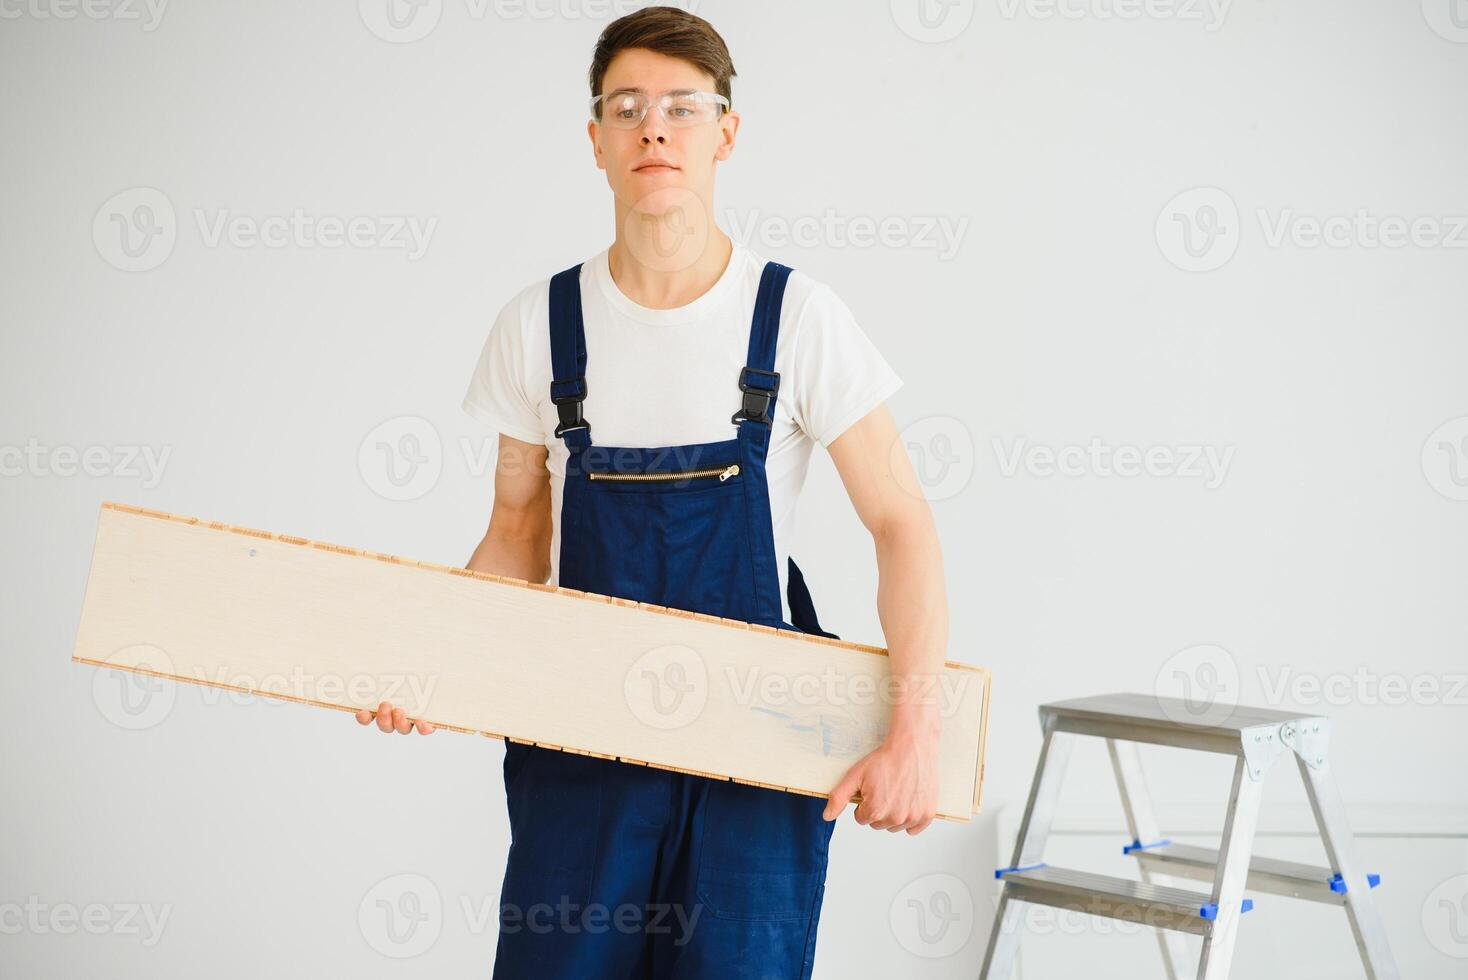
[789,282,904,448]
[461,294,545,445]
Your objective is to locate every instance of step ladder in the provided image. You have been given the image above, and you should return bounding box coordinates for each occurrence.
[978,693,1399,980]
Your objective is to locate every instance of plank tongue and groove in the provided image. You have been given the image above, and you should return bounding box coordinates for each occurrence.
[73,503,990,820]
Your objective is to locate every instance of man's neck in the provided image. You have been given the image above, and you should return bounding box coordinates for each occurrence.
[607,221,733,311]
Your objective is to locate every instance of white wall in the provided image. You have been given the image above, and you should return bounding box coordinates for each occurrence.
[2,0,1465,976]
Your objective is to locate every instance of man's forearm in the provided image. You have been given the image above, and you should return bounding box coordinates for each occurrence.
[872,511,949,737]
[466,511,552,584]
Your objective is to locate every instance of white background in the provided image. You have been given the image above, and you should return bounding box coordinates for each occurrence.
[2,0,1465,976]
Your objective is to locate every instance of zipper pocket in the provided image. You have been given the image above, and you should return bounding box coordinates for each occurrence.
[588,464,740,483]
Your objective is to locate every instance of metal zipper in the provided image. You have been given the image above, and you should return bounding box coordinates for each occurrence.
[587,464,740,483]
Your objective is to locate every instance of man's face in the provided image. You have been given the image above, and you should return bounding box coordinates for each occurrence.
[588,47,738,209]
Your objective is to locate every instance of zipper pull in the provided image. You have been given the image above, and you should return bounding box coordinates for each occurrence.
[719,464,740,482]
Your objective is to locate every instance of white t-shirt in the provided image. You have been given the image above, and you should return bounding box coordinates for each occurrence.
[460,241,903,624]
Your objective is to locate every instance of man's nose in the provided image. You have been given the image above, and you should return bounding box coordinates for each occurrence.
[638,108,670,144]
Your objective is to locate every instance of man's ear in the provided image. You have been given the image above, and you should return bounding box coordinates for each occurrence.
[714,110,740,162]
[587,119,606,171]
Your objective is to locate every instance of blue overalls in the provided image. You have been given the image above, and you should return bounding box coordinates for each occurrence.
[492,259,841,979]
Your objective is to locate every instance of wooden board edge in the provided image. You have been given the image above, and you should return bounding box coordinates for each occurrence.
[972,668,993,815]
[71,502,110,674]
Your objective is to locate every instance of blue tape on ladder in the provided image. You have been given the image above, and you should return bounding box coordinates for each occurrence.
[1198,899,1254,920]
[1122,838,1173,855]
[994,862,1048,880]
[1329,873,1382,894]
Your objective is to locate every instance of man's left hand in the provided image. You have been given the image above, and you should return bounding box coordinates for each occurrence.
[822,708,941,835]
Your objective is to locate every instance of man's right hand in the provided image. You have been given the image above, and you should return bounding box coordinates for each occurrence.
[355,701,435,735]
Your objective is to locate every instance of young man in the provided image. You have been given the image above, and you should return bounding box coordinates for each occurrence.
[358,7,949,977]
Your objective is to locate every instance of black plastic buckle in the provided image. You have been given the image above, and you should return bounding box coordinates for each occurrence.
[731,367,780,425]
[551,376,590,439]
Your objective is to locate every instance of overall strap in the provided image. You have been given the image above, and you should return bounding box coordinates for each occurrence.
[731,261,792,428]
[547,263,592,451]
[734,260,794,628]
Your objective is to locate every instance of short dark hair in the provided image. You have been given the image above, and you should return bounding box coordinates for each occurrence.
[588,6,736,118]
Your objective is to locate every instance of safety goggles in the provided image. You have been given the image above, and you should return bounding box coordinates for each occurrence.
[590,89,730,129]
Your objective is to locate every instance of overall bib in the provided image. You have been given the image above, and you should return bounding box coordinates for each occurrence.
[492,260,840,979]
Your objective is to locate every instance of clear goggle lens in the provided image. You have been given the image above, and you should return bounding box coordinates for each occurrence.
[593,91,727,128]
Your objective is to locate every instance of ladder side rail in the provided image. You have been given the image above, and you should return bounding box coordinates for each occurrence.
[980,713,1074,980]
[1195,756,1265,980]
[1296,755,1400,980]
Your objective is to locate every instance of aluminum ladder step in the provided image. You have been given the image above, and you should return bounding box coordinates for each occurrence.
[995,864,1253,937]
[1125,841,1380,906]
[1044,692,1325,741]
